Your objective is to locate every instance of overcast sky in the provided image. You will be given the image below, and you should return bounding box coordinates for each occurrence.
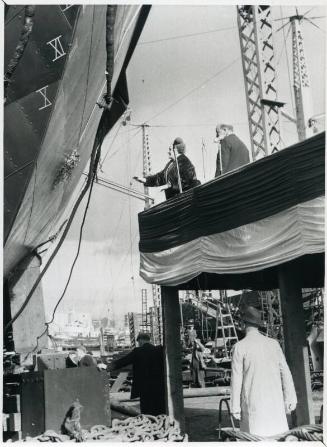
[42,4,326,326]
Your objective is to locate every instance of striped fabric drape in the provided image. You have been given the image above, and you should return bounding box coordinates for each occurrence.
[138,133,325,287]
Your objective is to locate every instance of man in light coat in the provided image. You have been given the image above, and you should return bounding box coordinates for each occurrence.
[230,306,297,437]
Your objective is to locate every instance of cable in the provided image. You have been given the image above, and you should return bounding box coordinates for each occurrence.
[5,6,25,26]
[5,138,101,334]
[104,127,142,164]
[100,121,123,166]
[128,121,249,129]
[138,25,236,45]
[126,128,137,301]
[280,6,296,117]
[107,233,139,301]
[24,175,97,358]
[276,22,292,66]
[4,159,34,180]
[144,57,240,124]
[48,173,96,326]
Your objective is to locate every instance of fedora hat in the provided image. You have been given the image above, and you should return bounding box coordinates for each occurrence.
[240,305,265,327]
[173,137,186,153]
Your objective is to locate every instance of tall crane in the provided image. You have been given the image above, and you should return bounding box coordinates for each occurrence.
[237,5,284,340]
[237,5,284,160]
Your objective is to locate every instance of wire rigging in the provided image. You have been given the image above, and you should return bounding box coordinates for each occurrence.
[100,121,123,167]
[280,6,296,117]
[144,57,240,124]
[126,127,137,301]
[27,171,98,357]
[5,132,102,334]
[138,25,236,45]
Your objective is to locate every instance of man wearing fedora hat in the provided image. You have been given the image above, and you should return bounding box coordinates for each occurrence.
[133,137,200,200]
[230,305,297,437]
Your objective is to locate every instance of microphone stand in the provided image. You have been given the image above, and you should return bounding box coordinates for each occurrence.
[172,147,183,194]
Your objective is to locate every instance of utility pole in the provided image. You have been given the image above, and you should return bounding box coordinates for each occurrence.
[142,124,151,210]
[237,5,284,160]
[141,124,162,343]
[290,13,314,140]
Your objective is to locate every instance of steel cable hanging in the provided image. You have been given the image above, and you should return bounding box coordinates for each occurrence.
[126,125,137,301]
[5,132,102,334]
[26,172,98,356]
[139,25,237,45]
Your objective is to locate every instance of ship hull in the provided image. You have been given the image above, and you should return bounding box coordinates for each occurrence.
[4,5,150,278]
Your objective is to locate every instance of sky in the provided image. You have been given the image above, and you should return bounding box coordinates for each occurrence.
[41,4,326,326]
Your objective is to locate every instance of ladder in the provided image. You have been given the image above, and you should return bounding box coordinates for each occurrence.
[215,299,239,357]
[185,291,238,356]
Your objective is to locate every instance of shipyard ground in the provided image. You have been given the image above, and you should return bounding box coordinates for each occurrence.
[112,390,323,442]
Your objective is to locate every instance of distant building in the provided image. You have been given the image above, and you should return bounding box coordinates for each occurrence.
[50,310,98,337]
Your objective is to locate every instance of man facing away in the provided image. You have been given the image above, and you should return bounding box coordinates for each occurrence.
[134,137,200,200]
[214,124,250,177]
[230,306,297,437]
[109,332,165,416]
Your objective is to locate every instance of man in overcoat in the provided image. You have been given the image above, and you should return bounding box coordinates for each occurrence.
[230,306,297,437]
[134,137,200,199]
[214,124,250,176]
[109,332,165,415]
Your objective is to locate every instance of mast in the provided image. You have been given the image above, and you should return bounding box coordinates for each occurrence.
[290,13,314,140]
[142,124,151,210]
[141,124,162,343]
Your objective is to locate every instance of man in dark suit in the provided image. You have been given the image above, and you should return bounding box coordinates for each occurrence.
[109,333,166,415]
[214,124,250,177]
[134,137,200,200]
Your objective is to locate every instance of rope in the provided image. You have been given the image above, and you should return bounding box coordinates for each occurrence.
[4,5,36,100]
